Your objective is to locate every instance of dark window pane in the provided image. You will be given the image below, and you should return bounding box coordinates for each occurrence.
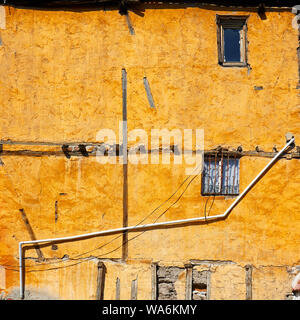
[224,28,241,62]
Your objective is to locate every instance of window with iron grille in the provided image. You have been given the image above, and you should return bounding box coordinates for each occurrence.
[201,154,240,196]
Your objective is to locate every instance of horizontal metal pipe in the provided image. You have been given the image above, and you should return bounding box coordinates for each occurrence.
[19,137,295,299]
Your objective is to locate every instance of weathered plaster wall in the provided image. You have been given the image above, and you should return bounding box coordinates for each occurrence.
[102,259,152,300]
[0,5,299,299]
[128,157,300,266]
[0,6,298,147]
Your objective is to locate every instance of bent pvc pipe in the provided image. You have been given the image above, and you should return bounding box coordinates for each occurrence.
[19,137,295,299]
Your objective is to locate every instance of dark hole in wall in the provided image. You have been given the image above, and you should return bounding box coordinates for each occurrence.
[192,270,208,300]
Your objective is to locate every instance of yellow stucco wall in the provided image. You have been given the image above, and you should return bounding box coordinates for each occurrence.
[0,5,299,299]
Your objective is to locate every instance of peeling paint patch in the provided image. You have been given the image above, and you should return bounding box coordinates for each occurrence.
[0,6,5,30]
[292,273,300,291]
[0,266,5,289]
[7,287,59,300]
[190,260,235,266]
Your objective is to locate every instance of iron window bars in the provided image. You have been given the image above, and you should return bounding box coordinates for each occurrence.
[202,153,240,196]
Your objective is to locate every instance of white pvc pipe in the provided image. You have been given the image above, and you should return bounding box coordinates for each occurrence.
[18,137,295,299]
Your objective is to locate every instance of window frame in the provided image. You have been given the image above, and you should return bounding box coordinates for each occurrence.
[216,15,249,67]
[201,154,240,196]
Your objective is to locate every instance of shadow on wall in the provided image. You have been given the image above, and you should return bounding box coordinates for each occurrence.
[1,1,292,13]
[3,287,60,300]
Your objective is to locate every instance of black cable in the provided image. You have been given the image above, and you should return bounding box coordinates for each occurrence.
[0,165,201,271]
[152,174,199,224]
[25,232,145,273]
[13,172,200,273]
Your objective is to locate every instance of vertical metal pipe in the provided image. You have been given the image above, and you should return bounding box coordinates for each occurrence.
[19,243,24,299]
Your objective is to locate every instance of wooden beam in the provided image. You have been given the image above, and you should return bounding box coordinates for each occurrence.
[185,264,193,300]
[245,264,253,300]
[96,261,106,300]
[122,68,128,261]
[258,3,267,19]
[151,262,158,300]
[116,277,121,300]
[55,200,58,223]
[19,209,45,262]
[143,77,156,108]
[131,278,138,300]
[125,12,135,35]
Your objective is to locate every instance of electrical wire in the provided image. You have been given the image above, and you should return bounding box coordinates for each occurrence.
[9,167,201,273]
[0,163,202,271]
